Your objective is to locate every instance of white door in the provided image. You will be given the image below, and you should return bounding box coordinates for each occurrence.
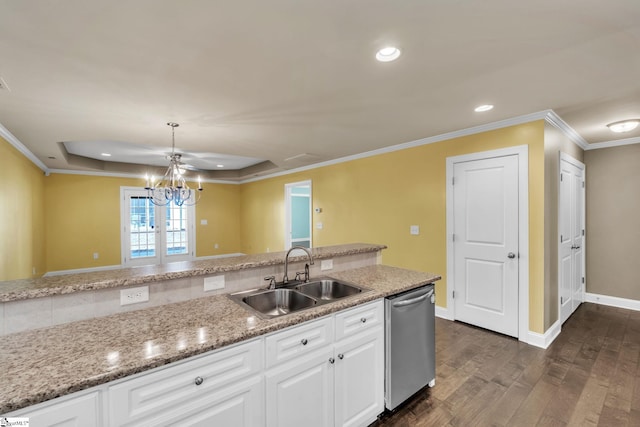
[559,154,585,324]
[121,188,195,266]
[334,330,384,427]
[452,155,520,337]
[265,349,334,427]
[285,180,312,250]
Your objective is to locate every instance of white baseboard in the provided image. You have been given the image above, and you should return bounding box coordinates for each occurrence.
[195,253,245,260]
[526,320,561,349]
[435,305,452,320]
[585,292,640,311]
[44,264,123,277]
[43,253,247,277]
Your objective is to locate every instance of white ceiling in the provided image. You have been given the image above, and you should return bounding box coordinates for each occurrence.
[1,0,639,180]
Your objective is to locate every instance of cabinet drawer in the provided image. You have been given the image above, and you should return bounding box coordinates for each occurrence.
[334,299,383,341]
[265,316,333,368]
[109,339,262,426]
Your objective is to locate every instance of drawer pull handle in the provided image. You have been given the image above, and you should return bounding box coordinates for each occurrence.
[194,376,204,386]
[360,317,367,323]
[329,357,335,364]
[301,338,308,345]
[338,353,344,360]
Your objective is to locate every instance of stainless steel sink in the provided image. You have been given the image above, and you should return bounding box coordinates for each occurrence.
[228,278,368,319]
[235,288,317,319]
[294,279,363,301]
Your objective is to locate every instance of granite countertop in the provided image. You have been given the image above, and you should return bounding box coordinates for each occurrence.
[0,264,440,414]
[0,243,386,302]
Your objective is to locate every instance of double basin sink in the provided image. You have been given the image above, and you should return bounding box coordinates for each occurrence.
[229,278,368,319]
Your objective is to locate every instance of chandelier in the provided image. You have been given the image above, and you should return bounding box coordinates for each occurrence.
[144,122,203,206]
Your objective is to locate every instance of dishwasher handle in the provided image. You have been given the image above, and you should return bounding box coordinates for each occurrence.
[392,290,433,307]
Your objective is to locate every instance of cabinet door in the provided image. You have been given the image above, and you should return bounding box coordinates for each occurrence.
[265,348,334,427]
[334,328,384,427]
[13,391,101,427]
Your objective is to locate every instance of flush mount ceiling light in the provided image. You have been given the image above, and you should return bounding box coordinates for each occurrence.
[376,46,401,62]
[607,119,640,133]
[474,104,494,112]
[144,122,203,206]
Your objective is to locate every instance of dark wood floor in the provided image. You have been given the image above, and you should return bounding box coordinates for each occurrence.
[372,303,640,426]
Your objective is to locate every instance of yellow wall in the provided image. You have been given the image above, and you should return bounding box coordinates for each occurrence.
[0,136,46,280]
[240,121,546,333]
[44,175,242,272]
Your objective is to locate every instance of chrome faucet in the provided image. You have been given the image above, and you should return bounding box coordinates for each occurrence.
[282,246,314,285]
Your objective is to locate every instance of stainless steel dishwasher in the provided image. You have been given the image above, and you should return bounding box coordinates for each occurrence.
[385,284,435,410]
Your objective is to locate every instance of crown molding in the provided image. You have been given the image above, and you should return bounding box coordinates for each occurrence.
[584,135,640,151]
[0,122,49,172]
[47,168,240,184]
[3,109,588,184]
[543,111,590,149]
[241,110,559,183]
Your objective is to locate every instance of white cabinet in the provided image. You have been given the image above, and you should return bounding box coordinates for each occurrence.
[265,347,335,427]
[334,329,384,427]
[265,300,384,427]
[7,300,384,427]
[8,391,101,427]
[109,338,263,427]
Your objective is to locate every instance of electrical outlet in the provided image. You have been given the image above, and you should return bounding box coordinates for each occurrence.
[93,252,99,259]
[204,275,225,292]
[410,225,420,235]
[120,286,149,306]
[321,259,333,271]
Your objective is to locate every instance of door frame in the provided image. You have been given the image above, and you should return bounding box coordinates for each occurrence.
[557,152,586,323]
[446,145,529,341]
[284,180,313,250]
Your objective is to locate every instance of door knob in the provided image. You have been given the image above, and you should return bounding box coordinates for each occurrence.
[507,252,516,259]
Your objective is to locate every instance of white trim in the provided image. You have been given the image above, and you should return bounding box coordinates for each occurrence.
[4,110,586,184]
[435,305,453,320]
[543,111,589,149]
[43,253,247,276]
[585,293,640,311]
[241,110,558,184]
[284,180,312,250]
[446,145,530,342]
[0,122,49,172]
[44,264,123,277]
[48,168,239,184]
[527,320,561,349]
[196,253,246,260]
[584,135,640,151]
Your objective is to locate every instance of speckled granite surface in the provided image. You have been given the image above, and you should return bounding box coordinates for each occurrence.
[0,264,439,414]
[0,243,386,302]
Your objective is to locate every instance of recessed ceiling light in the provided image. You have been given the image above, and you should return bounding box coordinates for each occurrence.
[217,164,224,168]
[101,153,112,157]
[376,47,401,62]
[607,119,639,133]
[474,104,494,112]
[48,156,56,160]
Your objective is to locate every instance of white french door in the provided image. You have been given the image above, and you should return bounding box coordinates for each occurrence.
[559,153,585,324]
[121,188,195,266]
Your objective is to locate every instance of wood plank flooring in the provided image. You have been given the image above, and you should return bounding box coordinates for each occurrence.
[372,303,640,426]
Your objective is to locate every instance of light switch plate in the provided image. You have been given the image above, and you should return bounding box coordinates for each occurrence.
[204,275,225,291]
[321,259,333,271]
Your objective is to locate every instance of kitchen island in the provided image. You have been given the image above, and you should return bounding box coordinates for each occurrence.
[1,244,440,422]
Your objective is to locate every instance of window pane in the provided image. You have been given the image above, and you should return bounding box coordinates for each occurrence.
[130,196,156,259]
[166,202,188,255]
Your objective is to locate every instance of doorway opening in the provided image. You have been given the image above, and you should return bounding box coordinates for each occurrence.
[284,180,312,250]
